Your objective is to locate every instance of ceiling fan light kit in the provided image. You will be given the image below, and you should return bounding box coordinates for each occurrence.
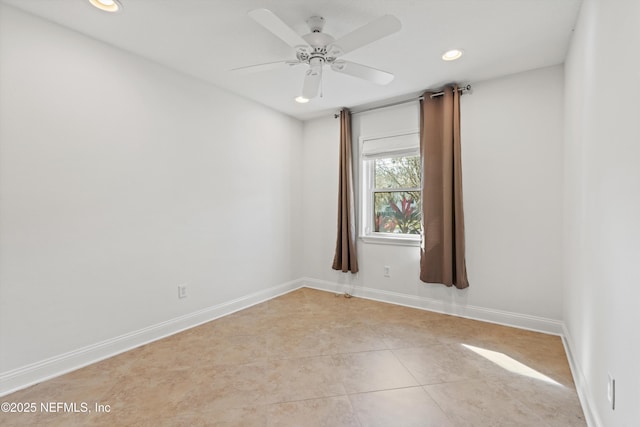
[238,9,402,102]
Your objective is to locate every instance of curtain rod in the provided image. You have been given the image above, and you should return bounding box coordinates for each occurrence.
[333,84,471,118]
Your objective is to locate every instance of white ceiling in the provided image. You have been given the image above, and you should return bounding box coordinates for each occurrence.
[2,0,582,120]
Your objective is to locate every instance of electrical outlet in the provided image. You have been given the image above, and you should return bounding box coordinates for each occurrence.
[384,266,391,277]
[607,373,615,410]
[178,284,187,299]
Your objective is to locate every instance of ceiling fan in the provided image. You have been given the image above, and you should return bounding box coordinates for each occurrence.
[233,9,402,102]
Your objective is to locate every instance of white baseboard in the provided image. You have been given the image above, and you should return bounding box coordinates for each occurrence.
[0,279,303,397]
[562,325,601,427]
[302,277,564,335]
[0,275,581,406]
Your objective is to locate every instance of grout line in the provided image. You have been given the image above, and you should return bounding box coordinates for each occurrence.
[389,347,424,387]
[346,384,430,397]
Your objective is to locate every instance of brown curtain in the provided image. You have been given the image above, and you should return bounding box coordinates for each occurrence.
[420,85,469,288]
[332,109,359,273]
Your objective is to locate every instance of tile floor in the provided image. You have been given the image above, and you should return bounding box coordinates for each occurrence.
[1,288,586,426]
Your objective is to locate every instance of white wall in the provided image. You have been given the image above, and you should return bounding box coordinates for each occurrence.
[563,0,640,425]
[0,5,302,378]
[462,66,564,320]
[302,65,565,327]
[300,115,341,284]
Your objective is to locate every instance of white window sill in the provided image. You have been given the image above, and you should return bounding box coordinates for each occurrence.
[360,235,421,247]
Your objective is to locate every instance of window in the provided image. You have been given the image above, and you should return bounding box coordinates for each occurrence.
[360,131,421,245]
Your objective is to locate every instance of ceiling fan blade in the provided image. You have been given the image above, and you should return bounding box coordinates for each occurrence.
[231,60,301,74]
[302,66,322,99]
[331,60,394,85]
[329,15,401,56]
[248,9,308,48]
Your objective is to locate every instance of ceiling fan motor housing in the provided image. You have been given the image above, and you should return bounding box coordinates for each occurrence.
[298,15,338,66]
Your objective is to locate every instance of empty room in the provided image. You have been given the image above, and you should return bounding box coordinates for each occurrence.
[0,0,638,426]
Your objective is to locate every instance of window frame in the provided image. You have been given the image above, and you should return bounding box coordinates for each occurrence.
[359,130,422,247]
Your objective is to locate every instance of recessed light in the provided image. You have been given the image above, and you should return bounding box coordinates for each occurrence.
[89,0,123,13]
[442,49,463,61]
[295,96,309,104]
